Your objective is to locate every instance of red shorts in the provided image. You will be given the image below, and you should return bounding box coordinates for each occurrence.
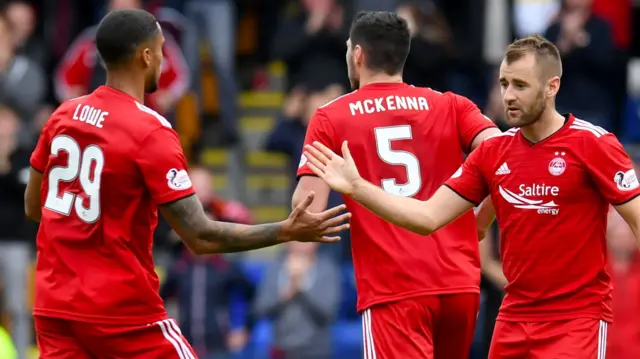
[35,316,197,359]
[489,318,609,359]
[362,293,479,359]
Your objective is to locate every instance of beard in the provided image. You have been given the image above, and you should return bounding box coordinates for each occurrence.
[504,90,546,128]
[349,76,360,91]
[144,71,160,93]
[144,78,159,94]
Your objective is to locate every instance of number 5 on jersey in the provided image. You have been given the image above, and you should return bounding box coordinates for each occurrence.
[374,125,422,197]
[44,135,104,223]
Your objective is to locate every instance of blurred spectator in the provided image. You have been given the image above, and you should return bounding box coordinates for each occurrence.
[160,166,254,254]
[396,1,453,91]
[160,167,255,359]
[591,0,632,135]
[272,0,349,92]
[606,209,640,359]
[254,242,340,359]
[0,106,31,359]
[591,0,632,50]
[54,0,189,118]
[179,0,241,144]
[191,167,253,225]
[544,0,616,129]
[511,0,559,37]
[0,327,17,359]
[0,13,45,131]
[265,85,350,261]
[0,280,17,359]
[160,251,255,359]
[4,1,47,69]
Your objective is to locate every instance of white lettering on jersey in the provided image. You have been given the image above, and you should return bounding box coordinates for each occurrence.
[166,168,192,190]
[518,183,560,197]
[614,169,639,191]
[499,184,560,215]
[349,96,429,116]
[72,103,108,128]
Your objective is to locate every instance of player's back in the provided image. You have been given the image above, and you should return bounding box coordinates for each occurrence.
[31,86,190,324]
[316,83,493,310]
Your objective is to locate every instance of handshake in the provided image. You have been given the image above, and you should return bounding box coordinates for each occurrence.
[281,141,360,244]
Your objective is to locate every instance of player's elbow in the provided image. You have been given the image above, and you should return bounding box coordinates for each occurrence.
[24,204,41,222]
[181,235,222,255]
[412,224,435,236]
[183,239,209,255]
[24,194,41,222]
[405,214,437,236]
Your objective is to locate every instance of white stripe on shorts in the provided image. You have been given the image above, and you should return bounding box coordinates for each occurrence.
[597,320,608,359]
[362,309,377,359]
[155,319,195,359]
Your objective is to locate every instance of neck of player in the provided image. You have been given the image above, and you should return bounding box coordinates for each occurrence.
[359,71,403,88]
[105,68,146,103]
[520,106,566,143]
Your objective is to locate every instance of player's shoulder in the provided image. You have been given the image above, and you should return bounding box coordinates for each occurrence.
[131,101,174,130]
[566,116,614,141]
[482,127,519,146]
[46,95,90,127]
[317,90,359,113]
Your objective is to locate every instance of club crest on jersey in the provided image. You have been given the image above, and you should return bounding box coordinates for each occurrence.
[450,166,462,179]
[166,168,192,190]
[614,169,639,191]
[298,154,308,168]
[548,152,566,176]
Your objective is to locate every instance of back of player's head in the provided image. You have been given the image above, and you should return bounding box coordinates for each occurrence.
[349,11,411,75]
[95,9,159,67]
[504,34,562,79]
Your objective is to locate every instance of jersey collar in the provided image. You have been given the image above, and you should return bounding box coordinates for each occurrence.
[518,113,574,147]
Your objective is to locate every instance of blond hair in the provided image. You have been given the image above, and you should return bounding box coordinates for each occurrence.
[504,34,562,78]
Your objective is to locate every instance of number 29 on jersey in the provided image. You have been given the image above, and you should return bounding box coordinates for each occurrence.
[44,135,105,223]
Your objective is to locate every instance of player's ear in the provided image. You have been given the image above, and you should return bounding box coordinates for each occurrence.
[354,44,364,66]
[547,76,560,98]
[141,47,152,69]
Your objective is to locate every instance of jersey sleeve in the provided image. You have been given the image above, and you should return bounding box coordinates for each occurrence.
[297,109,337,178]
[450,93,497,152]
[444,141,490,205]
[585,133,640,205]
[136,127,196,205]
[30,118,53,172]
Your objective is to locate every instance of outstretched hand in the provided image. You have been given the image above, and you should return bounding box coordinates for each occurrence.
[283,191,351,243]
[304,141,362,196]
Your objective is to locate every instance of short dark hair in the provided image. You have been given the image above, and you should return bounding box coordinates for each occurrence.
[95,9,159,66]
[349,11,410,75]
[505,34,562,78]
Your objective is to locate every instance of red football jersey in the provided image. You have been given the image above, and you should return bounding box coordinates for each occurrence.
[297,83,496,311]
[30,86,195,324]
[445,115,640,322]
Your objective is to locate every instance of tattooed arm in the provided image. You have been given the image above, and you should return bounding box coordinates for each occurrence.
[160,192,350,254]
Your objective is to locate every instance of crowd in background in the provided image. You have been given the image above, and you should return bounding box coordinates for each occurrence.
[0,0,639,358]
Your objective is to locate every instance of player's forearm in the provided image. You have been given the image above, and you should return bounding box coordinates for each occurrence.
[195,221,289,253]
[475,197,496,240]
[351,179,435,235]
[160,194,291,254]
